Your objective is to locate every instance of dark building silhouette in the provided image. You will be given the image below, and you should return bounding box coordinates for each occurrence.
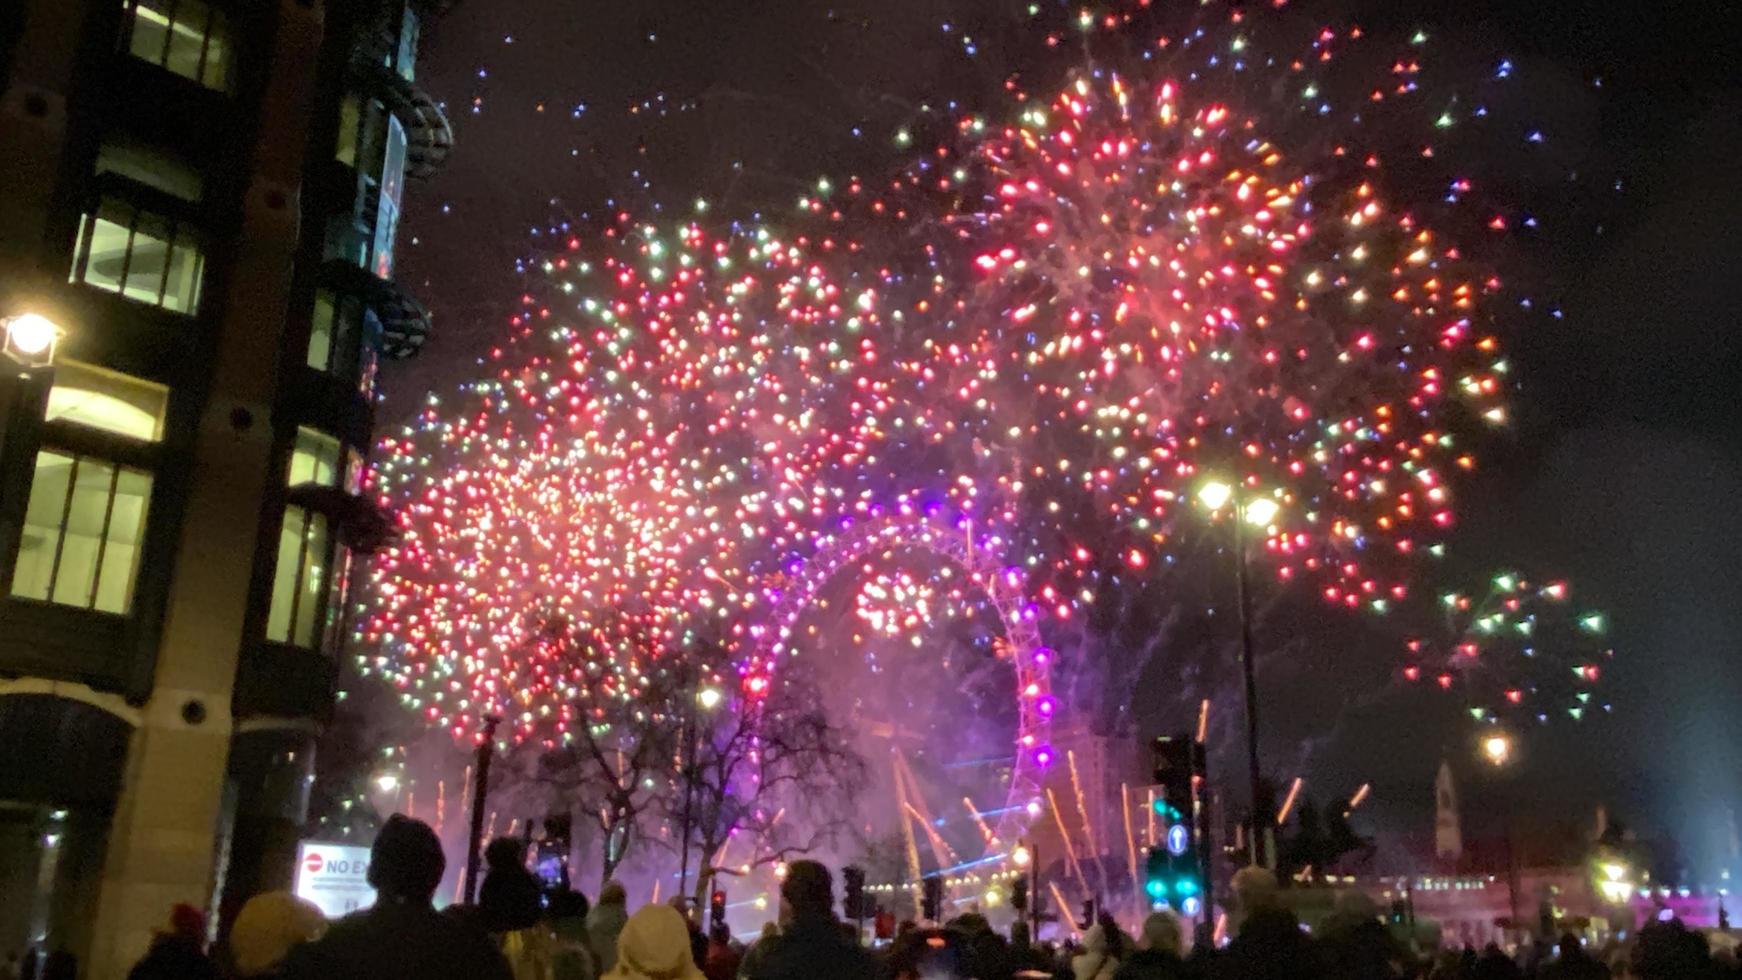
[0,1,452,972]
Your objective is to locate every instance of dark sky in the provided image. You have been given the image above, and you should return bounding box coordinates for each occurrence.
[390,0,1742,878]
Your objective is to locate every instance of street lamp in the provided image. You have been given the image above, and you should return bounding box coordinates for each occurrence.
[2,312,64,369]
[1480,730,1522,933]
[679,681,724,897]
[1195,477,1283,868]
[1482,733,1512,768]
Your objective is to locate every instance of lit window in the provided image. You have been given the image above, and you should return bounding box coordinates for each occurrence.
[12,451,152,613]
[334,95,361,166]
[45,361,168,442]
[307,289,365,374]
[95,141,203,203]
[121,0,231,92]
[288,428,341,486]
[268,428,345,648]
[70,198,204,313]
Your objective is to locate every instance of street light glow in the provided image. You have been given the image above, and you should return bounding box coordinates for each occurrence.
[1243,497,1281,528]
[1481,733,1512,767]
[1011,844,1032,867]
[374,773,400,793]
[697,686,723,710]
[1196,479,1234,511]
[3,312,64,367]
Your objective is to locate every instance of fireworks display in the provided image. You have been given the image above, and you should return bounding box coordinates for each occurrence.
[1402,571,1614,725]
[360,0,1607,773]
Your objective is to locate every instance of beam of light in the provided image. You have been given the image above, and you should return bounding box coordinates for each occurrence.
[963,797,997,847]
[1121,782,1140,900]
[1067,750,1106,896]
[1047,787,1092,898]
[1275,777,1304,827]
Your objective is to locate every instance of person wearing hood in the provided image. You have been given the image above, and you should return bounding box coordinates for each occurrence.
[603,905,705,980]
[228,892,327,978]
[588,880,632,974]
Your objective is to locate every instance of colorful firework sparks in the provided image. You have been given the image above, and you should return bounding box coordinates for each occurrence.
[1401,571,1614,724]
[361,0,1596,747]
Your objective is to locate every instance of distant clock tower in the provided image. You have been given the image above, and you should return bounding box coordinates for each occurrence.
[1434,761,1463,861]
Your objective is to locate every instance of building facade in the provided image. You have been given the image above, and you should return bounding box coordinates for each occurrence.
[0,1,450,973]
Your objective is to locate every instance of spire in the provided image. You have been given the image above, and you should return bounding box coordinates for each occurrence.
[1434,760,1462,861]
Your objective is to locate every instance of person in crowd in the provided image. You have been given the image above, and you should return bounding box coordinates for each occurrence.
[1539,933,1610,980]
[702,923,741,980]
[602,904,705,980]
[548,890,598,980]
[282,813,513,980]
[1317,891,1404,980]
[1112,911,1187,980]
[1470,943,1523,980]
[1218,867,1321,980]
[228,891,327,978]
[588,880,631,975]
[1072,918,1127,980]
[483,839,556,980]
[668,897,708,968]
[127,902,219,980]
[1010,920,1055,977]
[481,838,544,933]
[1629,918,1712,980]
[742,860,874,980]
[734,922,779,980]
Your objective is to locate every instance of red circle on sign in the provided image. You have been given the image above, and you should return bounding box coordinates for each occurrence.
[304,853,324,874]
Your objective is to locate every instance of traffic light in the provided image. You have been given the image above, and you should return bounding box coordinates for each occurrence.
[922,875,942,921]
[1148,733,1205,916]
[842,865,867,920]
[710,889,726,927]
[1011,875,1029,912]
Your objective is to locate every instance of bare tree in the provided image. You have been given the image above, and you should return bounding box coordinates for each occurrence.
[669,649,867,905]
[504,605,689,887]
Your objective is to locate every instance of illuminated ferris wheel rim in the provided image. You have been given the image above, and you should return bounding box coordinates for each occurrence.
[746,507,1056,853]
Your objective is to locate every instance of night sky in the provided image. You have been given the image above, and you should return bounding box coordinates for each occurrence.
[388,0,1742,878]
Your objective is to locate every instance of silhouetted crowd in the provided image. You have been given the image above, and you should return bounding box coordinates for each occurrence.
[23,815,1726,980]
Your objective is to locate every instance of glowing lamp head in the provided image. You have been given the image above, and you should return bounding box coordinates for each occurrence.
[1481,733,1511,767]
[1033,746,1053,768]
[1011,845,1032,868]
[1243,497,1281,528]
[1196,479,1234,511]
[374,773,400,793]
[697,687,723,710]
[3,312,64,367]
[1036,697,1056,717]
[1026,800,1043,817]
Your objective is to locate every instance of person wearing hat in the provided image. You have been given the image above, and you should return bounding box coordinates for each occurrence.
[603,904,704,980]
[227,892,326,978]
[283,814,512,980]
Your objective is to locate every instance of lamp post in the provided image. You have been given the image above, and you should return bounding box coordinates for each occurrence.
[1196,479,1280,867]
[678,683,722,899]
[1012,841,1038,937]
[1481,730,1521,937]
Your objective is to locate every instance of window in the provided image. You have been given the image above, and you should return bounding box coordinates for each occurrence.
[121,0,231,91]
[266,506,329,647]
[392,7,420,81]
[307,289,366,374]
[70,197,205,313]
[335,95,361,167]
[95,141,203,203]
[13,454,152,613]
[9,362,167,614]
[45,361,169,441]
[288,428,341,486]
[267,428,344,648]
